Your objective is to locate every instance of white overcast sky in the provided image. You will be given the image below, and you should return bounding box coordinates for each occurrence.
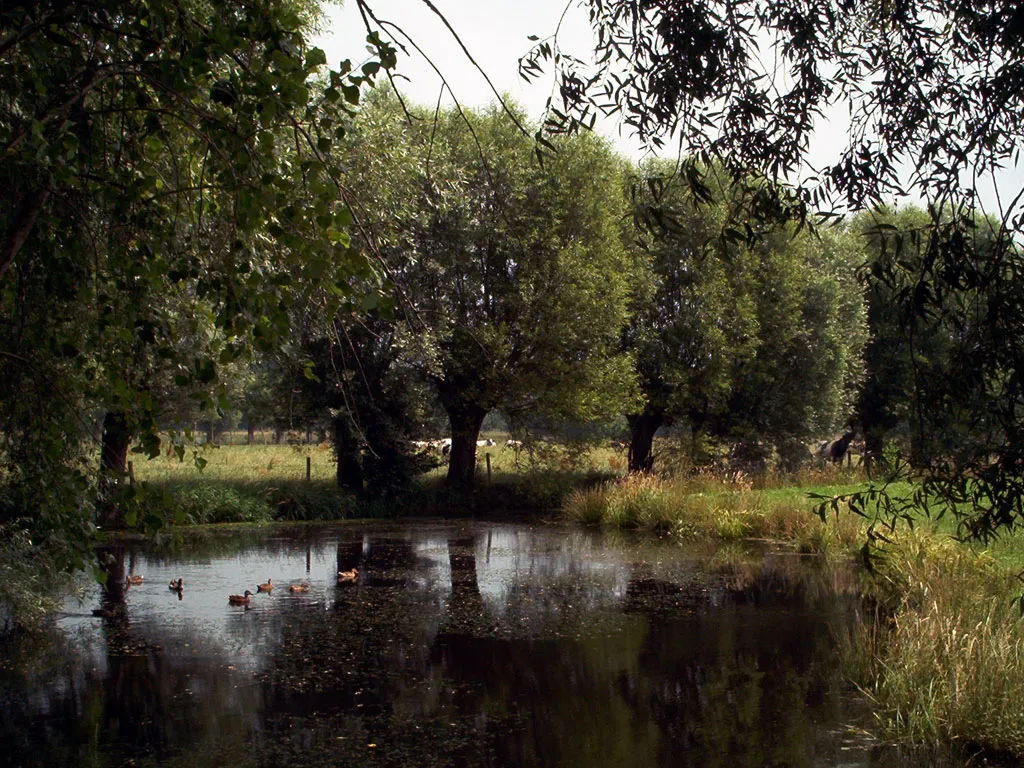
[311,0,1021,218]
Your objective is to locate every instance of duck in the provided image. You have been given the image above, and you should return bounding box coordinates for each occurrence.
[228,590,253,606]
[168,578,183,592]
[337,568,359,584]
[289,582,310,593]
[126,575,144,585]
[92,605,123,618]
[256,578,273,592]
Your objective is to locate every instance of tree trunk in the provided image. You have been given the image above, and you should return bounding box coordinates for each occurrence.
[98,411,131,528]
[101,411,130,478]
[864,428,885,477]
[445,402,487,489]
[246,420,254,445]
[0,188,50,286]
[627,409,664,473]
[332,415,364,496]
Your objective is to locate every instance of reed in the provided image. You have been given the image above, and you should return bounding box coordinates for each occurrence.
[843,530,1024,757]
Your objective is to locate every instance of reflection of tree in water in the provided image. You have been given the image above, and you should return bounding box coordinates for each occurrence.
[4,525,923,768]
[439,535,490,635]
[0,620,262,767]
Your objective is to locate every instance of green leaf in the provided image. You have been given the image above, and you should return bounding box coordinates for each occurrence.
[305,47,328,69]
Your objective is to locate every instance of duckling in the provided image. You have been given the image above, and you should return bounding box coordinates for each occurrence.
[337,568,359,584]
[256,578,273,592]
[169,578,183,592]
[228,590,253,606]
[289,582,310,593]
[126,575,144,585]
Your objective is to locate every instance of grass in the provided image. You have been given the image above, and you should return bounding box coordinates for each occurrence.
[562,470,867,553]
[842,529,1024,758]
[133,439,621,522]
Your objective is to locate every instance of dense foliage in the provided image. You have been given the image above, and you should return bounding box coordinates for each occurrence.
[0,0,393,569]
[624,161,867,472]
[522,0,1024,541]
[337,92,638,487]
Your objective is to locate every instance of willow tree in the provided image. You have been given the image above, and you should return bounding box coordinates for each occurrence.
[625,161,867,473]
[347,93,637,487]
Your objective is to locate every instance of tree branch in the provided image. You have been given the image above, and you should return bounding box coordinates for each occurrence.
[0,188,50,285]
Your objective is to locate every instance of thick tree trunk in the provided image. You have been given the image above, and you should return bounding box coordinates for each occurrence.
[101,411,130,478]
[445,402,487,489]
[99,411,131,528]
[864,428,885,476]
[0,188,50,286]
[627,409,664,473]
[332,415,364,496]
[246,420,255,445]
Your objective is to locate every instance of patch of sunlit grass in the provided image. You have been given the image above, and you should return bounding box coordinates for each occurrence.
[134,442,335,484]
[561,472,867,552]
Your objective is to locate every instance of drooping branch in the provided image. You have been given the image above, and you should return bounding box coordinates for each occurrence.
[0,188,50,285]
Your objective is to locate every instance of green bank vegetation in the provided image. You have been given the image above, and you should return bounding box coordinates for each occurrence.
[563,464,1024,760]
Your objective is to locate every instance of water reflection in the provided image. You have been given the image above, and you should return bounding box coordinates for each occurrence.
[0,522,978,767]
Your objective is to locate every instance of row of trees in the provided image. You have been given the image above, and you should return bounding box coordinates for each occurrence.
[282,91,877,491]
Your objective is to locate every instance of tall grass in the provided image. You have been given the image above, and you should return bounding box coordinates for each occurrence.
[562,473,864,552]
[842,531,1024,757]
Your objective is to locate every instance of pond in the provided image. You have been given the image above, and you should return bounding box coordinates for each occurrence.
[0,521,972,767]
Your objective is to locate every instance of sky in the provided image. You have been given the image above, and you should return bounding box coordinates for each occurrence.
[310,0,649,157]
[311,0,1021,219]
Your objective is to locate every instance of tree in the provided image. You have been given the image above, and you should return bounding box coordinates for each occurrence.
[346,93,637,487]
[0,0,394,568]
[624,161,867,473]
[520,0,1024,541]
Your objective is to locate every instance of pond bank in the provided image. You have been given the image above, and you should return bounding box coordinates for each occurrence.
[563,472,1024,762]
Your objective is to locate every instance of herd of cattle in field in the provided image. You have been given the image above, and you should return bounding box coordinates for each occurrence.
[407,430,862,468]
[411,438,523,457]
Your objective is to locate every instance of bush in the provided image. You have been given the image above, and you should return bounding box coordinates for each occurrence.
[158,482,273,524]
[0,524,77,633]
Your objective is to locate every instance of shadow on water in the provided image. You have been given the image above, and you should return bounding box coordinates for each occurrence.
[0,522,998,767]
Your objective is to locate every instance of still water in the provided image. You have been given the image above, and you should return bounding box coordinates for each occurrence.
[0,521,958,767]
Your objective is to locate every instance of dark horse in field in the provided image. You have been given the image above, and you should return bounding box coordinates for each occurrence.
[819,428,856,464]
